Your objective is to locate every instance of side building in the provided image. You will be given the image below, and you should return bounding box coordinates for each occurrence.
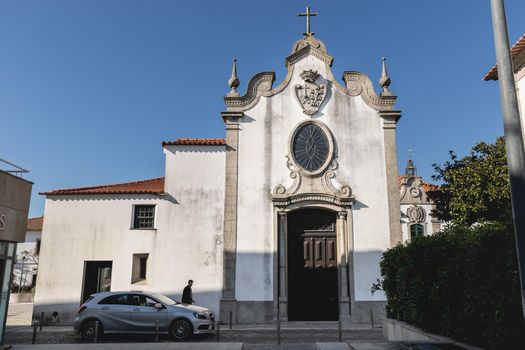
[399,161,442,241]
[34,142,224,325]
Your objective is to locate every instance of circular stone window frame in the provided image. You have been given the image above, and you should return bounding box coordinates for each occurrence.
[289,119,335,177]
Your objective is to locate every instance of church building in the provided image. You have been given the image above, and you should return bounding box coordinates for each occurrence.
[34,9,442,325]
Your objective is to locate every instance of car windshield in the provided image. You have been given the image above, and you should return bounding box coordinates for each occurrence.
[151,293,178,305]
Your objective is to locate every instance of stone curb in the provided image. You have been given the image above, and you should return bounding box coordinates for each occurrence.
[11,343,243,350]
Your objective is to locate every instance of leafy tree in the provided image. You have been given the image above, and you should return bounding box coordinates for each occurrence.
[429,137,511,225]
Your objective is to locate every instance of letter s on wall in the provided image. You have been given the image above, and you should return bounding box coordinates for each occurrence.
[0,214,6,230]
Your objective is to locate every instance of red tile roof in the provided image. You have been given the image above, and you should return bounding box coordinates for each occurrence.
[483,33,525,81]
[26,216,43,231]
[422,182,439,193]
[162,138,226,147]
[43,174,436,197]
[41,177,165,196]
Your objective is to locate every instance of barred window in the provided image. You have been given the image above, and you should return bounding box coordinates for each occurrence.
[133,205,155,229]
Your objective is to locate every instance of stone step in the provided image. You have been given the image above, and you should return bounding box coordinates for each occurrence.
[242,344,317,350]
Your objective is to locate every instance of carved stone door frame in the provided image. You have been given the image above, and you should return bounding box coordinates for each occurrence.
[274,201,353,322]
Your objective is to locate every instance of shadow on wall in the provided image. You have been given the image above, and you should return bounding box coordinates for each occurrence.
[32,249,389,326]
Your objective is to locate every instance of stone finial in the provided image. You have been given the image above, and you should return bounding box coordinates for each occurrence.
[379,57,392,96]
[227,58,240,97]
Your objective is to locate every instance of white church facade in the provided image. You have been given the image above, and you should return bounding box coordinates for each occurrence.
[34,19,442,325]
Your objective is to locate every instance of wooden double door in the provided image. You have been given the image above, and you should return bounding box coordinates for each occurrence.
[287,209,339,321]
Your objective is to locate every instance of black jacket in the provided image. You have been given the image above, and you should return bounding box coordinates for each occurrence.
[182,285,193,304]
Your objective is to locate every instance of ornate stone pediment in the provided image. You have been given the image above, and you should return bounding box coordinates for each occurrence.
[400,175,430,205]
[272,156,353,208]
[286,36,333,67]
[294,70,327,116]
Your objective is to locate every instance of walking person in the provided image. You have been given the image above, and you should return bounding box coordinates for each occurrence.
[182,279,194,304]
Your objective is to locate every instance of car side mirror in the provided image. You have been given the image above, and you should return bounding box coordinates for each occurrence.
[154,303,163,309]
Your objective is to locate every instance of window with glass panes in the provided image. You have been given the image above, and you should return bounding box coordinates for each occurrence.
[133,205,155,229]
[410,224,424,240]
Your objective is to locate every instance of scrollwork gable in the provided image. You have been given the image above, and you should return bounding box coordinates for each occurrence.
[224,72,276,112]
[342,71,397,111]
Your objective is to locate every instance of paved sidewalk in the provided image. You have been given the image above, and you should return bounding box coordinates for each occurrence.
[10,342,403,350]
[6,303,33,327]
[3,324,406,350]
[11,344,243,350]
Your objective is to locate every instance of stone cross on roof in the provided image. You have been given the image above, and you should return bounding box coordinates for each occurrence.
[299,5,318,36]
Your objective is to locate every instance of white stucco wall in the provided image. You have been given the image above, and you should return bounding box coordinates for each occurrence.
[34,146,225,324]
[162,145,225,314]
[516,66,525,138]
[235,54,391,302]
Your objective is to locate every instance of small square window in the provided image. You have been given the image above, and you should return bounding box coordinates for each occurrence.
[133,205,155,229]
[132,253,149,284]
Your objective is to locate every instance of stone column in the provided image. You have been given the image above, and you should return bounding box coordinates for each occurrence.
[380,111,403,247]
[220,111,243,323]
[277,211,288,321]
[337,211,351,321]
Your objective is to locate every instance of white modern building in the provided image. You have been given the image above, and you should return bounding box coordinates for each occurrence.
[34,24,442,326]
[11,216,42,300]
[484,33,525,140]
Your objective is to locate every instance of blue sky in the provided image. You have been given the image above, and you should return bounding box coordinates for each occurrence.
[1,0,524,218]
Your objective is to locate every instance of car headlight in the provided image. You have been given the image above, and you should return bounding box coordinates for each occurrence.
[193,312,208,320]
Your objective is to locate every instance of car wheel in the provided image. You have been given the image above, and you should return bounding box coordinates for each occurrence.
[80,318,103,341]
[170,318,193,340]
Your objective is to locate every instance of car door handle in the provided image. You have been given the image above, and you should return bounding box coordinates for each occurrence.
[101,307,109,310]
[132,308,140,311]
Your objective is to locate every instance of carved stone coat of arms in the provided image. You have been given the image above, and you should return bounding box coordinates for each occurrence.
[295,70,326,116]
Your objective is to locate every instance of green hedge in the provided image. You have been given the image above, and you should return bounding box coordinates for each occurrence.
[380,222,525,349]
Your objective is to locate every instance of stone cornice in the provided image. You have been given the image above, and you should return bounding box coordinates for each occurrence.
[272,192,354,208]
[221,111,243,121]
[342,71,397,111]
[285,45,334,68]
[224,72,275,112]
[379,110,402,124]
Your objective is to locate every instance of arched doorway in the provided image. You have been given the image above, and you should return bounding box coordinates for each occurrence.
[287,208,339,321]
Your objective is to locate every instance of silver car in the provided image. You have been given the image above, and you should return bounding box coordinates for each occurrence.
[73,291,215,340]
